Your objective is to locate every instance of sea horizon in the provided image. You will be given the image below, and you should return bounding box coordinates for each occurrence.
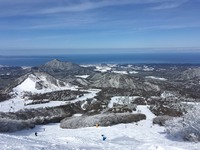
[1,52,200,67]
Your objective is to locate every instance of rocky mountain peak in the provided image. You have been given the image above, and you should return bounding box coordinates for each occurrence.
[43,59,81,71]
[51,59,61,62]
[36,59,94,78]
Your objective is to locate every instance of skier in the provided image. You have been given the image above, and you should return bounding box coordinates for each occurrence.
[35,132,38,136]
[101,134,106,141]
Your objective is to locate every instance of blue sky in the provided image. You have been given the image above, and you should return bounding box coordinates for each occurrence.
[0,0,200,55]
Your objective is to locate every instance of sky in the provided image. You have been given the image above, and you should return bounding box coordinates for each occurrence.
[0,0,200,55]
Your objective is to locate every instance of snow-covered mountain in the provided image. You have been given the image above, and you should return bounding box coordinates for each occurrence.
[90,73,160,92]
[13,72,75,95]
[181,67,200,79]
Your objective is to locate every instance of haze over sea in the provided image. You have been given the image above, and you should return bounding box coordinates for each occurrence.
[1,52,200,67]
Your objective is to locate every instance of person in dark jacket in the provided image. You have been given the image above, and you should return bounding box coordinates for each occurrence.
[101,134,106,141]
[35,132,38,136]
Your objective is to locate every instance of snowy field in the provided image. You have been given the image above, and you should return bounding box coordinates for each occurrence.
[108,96,140,108]
[0,106,200,150]
[0,89,100,113]
[81,64,157,75]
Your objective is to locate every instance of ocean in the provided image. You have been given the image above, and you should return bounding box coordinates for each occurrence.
[0,53,200,66]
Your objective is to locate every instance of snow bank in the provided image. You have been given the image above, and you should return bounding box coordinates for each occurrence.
[129,71,138,74]
[94,66,112,72]
[146,76,167,81]
[108,96,140,108]
[70,89,100,103]
[112,71,128,74]
[75,75,89,78]
[143,66,154,71]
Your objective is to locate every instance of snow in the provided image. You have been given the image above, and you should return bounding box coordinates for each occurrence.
[70,89,101,103]
[0,64,5,67]
[132,66,142,70]
[0,73,9,76]
[146,76,167,81]
[0,98,27,112]
[161,91,175,99]
[108,96,140,108]
[94,66,112,72]
[0,89,100,113]
[81,101,88,110]
[75,75,90,79]
[137,105,156,120]
[21,66,31,69]
[13,74,77,95]
[0,98,67,112]
[143,66,154,71]
[1,106,200,150]
[112,71,128,74]
[81,64,141,74]
[14,77,37,93]
[182,102,200,105]
[72,114,83,117]
[129,71,138,74]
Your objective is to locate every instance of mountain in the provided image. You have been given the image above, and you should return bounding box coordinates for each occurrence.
[41,59,81,71]
[36,59,94,78]
[181,68,200,79]
[0,66,30,91]
[1,60,200,99]
[12,72,74,95]
[90,73,160,92]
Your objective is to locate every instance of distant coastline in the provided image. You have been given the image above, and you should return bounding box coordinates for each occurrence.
[1,53,200,66]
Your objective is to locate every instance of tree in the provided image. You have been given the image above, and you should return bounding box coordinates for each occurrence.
[165,105,200,142]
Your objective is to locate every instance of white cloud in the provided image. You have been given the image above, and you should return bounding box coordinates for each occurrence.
[36,0,188,14]
[0,0,188,17]
[35,0,137,14]
[151,0,188,10]
[0,0,196,32]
